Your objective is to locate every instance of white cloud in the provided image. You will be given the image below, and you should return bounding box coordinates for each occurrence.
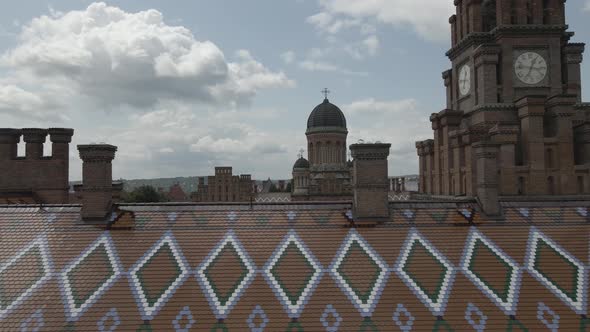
[299,60,368,76]
[0,85,66,121]
[312,0,453,41]
[281,50,296,64]
[1,2,294,115]
[341,97,431,175]
[345,98,417,115]
[585,0,590,11]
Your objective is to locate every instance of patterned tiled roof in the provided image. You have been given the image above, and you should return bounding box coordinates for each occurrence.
[0,201,588,331]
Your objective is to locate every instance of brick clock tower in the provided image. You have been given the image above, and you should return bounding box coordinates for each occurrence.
[417,0,589,210]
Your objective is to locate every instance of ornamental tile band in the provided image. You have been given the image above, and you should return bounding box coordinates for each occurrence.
[263,230,323,319]
[59,232,123,321]
[128,230,190,321]
[524,227,588,315]
[392,303,414,332]
[196,230,257,320]
[537,302,559,332]
[460,228,522,315]
[97,308,120,332]
[0,234,53,320]
[395,228,456,316]
[246,305,269,332]
[321,304,342,332]
[329,228,390,318]
[20,308,44,332]
[465,303,487,332]
[172,306,195,332]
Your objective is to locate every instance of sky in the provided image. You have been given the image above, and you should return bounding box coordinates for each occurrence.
[0,1,589,181]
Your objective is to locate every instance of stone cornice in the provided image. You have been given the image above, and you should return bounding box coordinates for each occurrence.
[446,25,568,60]
[78,144,117,162]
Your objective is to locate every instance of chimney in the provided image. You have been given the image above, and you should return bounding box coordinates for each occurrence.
[78,144,117,222]
[48,128,74,160]
[0,129,21,160]
[350,143,392,223]
[22,128,48,160]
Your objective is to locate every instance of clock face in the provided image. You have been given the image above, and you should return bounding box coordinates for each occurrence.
[458,64,471,96]
[514,52,548,85]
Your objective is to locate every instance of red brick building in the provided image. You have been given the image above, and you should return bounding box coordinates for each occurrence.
[192,167,253,202]
[416,0,589,215]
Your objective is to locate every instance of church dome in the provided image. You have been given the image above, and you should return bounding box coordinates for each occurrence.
[293,157,310,169]
[306,98,347,134]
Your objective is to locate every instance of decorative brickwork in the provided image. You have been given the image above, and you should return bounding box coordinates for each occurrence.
[417,0,590,215]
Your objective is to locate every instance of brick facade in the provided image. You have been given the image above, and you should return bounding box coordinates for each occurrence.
[192,167,253,202]
[416,0,590,214]
[0,128,73,204]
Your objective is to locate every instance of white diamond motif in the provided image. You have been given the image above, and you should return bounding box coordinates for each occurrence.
[196,230,257,319]
[128,231,190,320]
[263,230,323,318]
[59,232,123,321]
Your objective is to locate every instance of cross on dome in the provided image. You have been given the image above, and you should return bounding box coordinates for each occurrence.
[321,88,330,100]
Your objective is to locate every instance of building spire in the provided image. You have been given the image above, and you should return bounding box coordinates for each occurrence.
[298,148,305,159]
[321,88,330,100]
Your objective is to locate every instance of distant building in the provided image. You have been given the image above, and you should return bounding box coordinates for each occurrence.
[192,167,253,202]
[292,97,353,201]
[167,183,188,202]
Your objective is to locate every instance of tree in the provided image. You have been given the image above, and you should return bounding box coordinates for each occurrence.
[286,182,292,193]
[122,185,168,203]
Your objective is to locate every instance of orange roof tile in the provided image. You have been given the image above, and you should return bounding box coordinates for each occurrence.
[0,201,588,331]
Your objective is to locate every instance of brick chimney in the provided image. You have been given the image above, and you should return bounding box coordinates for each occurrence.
[22,128,48,160]
[48,128,74,160]
[78,144,117,222]
[350,143,392,223]
[0,129,21,160]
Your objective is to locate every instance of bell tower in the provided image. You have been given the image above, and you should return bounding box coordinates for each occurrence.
[417,0,590,213]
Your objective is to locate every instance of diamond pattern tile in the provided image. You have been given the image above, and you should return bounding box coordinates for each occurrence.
[196,230,256,319]
[128,231,190,320]
[264,230,323,318]
[0,235,53,320]
[330,229,389,317]
[396,229,455,316]
[60,232,122,321]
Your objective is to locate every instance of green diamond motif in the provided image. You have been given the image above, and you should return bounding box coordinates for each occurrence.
[65,243,115,308]
[533,239,580,302]
[506,319,528,331]
[359,317,379,332]
[0,247,45,310]
[203,242,249,307]
[337,241,382,304]
[136,243,182,307]
[468,239,514,302]
[270,243,315,305]
[402,241,447,304]
[433,319,455,332]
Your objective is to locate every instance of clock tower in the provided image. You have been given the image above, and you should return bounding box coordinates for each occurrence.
[416,0,589,214]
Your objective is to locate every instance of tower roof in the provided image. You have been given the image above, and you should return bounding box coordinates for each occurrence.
[306,98,347,134]
[293,157,310,169]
